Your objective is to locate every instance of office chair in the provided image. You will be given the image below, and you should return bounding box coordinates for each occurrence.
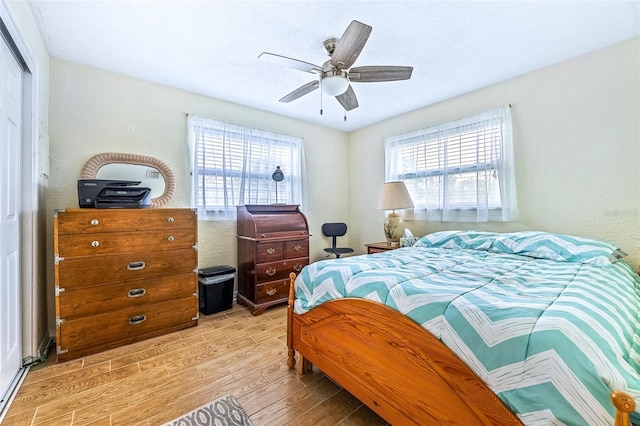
[322,223,354,258]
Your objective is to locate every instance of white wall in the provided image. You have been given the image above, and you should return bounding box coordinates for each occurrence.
[47,59,350,328]
[349,39,640,267]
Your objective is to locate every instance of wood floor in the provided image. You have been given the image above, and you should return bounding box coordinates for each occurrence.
[3,303,388,426]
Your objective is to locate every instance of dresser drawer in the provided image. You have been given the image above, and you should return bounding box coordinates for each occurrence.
[57,297,197,359]
[285,239,308,259]
[256,278,290,304]
[256,242,284,263]
[57,273,196,320]
[256,257,308,283]
[58,229,196,257]
[56,208,196,235]
[58,248,197,289]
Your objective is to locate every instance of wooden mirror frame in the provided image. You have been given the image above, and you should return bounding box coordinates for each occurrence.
[80,152,176,208]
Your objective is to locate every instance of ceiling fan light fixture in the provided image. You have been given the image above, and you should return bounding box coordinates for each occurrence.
[322,70,349,96]
[262,20,412,113]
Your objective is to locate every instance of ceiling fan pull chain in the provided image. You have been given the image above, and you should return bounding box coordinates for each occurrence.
[320,80,324,115]
[344,109,347,122]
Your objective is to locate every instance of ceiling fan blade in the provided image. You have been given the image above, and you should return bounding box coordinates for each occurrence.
[349,66,413,82]
[330,20,372,70]
[279,80,320,103]
[335,85,359,111]
[259,52,323,74]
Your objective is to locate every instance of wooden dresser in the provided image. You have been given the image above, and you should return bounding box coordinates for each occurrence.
[53,208,198,361]
[236,205,309,315]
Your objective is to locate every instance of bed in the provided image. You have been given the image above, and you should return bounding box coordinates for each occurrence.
[286,231,640,425]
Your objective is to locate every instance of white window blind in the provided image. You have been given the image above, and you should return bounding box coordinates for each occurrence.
[188,115,305,221]
[384,106,517,222]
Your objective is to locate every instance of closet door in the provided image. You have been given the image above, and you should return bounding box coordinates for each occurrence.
[0,33,23,401]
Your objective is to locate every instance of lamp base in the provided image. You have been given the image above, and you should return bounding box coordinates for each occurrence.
[383,211,405,244]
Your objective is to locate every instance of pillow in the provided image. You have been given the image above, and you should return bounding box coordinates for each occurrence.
[414,230,498,251]
[490,231,625,266]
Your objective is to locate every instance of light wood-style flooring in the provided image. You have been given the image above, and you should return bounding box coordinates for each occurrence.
[3,303,388,426]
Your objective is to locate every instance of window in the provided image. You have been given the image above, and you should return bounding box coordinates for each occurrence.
[384,106,517,222]
[188,115,305,221]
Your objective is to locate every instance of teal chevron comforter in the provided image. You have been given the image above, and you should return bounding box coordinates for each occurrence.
[294,240,640,425]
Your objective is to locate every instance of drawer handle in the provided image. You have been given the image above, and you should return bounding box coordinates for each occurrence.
[266,267,276,276]
[293,263,303,272]
[294,245,302,251]
[90,219,99,226]
[266,288,277,296]
[91,241,100,247]
[128,288,146,298]
[127,261,146,271]
[266,247,275,255]
[128,315,146,325]
[167,235,174,242]
[167,217,174,223]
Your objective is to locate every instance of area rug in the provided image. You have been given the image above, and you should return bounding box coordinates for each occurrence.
[163,394,254,426]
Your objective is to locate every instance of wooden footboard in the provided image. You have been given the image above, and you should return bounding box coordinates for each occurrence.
[287,273,520,424]
[287,273,637,425]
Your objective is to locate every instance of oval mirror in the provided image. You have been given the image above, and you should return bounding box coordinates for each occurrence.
[81,153,175,208]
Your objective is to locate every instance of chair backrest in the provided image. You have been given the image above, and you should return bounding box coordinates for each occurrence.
[322,223,348,247]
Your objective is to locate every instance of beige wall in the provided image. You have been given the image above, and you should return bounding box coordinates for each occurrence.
[349,38,640,267]
[47,59,350,328]
[47,39,640,333]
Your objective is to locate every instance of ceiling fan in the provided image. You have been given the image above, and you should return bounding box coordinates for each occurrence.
[259,20,413,113]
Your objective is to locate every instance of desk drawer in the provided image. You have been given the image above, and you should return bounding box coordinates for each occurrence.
[256,278,290,304]
[285,240,308,259]
[256,257,307,282]
[256,242,284,263]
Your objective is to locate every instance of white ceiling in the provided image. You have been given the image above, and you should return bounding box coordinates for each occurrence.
[28,0,640,132]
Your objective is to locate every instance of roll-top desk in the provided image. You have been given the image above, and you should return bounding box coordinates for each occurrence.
[236,204,309,315]
[53,208,198,361]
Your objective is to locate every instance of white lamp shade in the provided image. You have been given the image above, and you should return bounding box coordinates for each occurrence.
[377,181,414,210]
[322,75,349,96]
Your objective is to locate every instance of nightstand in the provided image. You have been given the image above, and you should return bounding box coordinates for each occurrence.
[366,242,399,254]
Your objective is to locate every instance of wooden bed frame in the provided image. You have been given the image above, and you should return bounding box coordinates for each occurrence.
[285,273,636,425]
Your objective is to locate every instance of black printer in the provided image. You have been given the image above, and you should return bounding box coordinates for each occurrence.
[78,179,152,209]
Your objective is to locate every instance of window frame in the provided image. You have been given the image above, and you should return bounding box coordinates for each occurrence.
[188,115,305,221]
[384,106,517,222]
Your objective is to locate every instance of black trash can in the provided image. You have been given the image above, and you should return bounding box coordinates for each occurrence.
[198,265,236,315]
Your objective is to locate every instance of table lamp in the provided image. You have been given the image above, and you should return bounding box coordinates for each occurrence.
[377,181,414,246]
